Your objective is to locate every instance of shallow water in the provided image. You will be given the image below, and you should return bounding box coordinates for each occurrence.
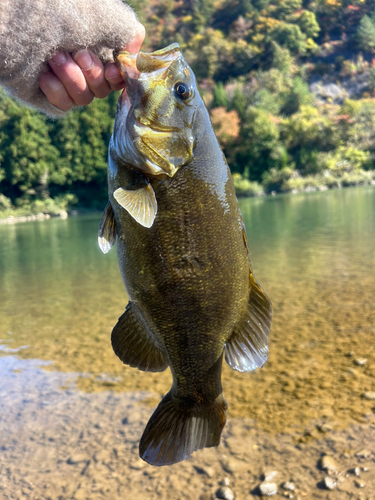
[1,186,375,499]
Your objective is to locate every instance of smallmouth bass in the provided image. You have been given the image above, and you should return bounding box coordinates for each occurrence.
[98,44,272,466]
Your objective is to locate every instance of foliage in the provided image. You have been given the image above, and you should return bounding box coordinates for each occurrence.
[356,15,375,52]
[210,108,240,146]
[232,173,264,197]
[2,0,375,207]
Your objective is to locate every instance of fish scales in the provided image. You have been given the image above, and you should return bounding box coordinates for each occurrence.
[98,43,272,466]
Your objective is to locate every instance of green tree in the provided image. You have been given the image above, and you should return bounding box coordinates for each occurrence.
[275,0,303,20]
[296,10,320,39]
[0,93,59,202]
[230,86,248,120]
[271,42,293,73]
[281,76,314,115]
[234,107,287,180]
[212,82,229,108]
[356,15,375,52]
[271,22,308,54]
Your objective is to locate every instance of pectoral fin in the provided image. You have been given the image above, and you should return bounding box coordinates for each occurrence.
[114,184,157,228]
[98,201,117,254]
[225,273,272,372]
[111,302,168,372]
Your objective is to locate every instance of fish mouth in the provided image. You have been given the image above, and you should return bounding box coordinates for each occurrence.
[133,112,179,135]
[115,43,181,77]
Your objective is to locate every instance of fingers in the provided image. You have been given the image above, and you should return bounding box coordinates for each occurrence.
[104,63,126,92]
[39,69,75,111]
[39,23,146,112]
[72,49,112,98]
[48,52,95,106]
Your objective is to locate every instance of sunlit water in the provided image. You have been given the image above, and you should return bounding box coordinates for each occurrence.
[1,186,375,498]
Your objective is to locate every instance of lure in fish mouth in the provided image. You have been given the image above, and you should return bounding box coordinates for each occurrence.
[98,43,272,467]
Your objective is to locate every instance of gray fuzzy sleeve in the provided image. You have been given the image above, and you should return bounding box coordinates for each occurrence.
[0,0,141,117]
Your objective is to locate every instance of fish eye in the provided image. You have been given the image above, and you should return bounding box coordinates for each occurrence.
[174,82,192,100]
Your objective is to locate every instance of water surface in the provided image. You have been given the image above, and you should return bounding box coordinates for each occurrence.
[1,187,375,498]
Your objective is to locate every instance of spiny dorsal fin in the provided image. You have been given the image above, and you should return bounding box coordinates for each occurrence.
[113,184,157,228]
[98,201,117,254]
[225,273,272,372]
[111,302,168,372]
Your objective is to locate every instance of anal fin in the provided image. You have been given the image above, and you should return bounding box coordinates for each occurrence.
[114,184,157,228]
[98,201,117,254]
[225,273,272,372]
[111,302,168,372]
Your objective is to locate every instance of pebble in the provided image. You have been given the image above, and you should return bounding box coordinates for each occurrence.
[220,456,237,474]
[216,486,235,500]
[318,423,333,433]
[355,358,367,366]
[129,459,146,470]
[356,449,371,458]
[259,482,278,496]
[220,478,231,487]
[354,479,365,488]
[363,392,375,400]
[67,454,89,464]
[281,481,295,491]
[324,477,337,490]
[348,467,360,476]
[320,455,338,473]
[194,465,215,478]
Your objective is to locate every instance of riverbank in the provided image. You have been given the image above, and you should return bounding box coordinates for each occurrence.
[233,169,375,197]
[0,210,69,225]
[1,174,375,224]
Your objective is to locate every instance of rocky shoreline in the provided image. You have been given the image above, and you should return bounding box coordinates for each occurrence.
[0,210,72,225]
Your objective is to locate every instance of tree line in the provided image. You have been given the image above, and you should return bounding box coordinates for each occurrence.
[1,0,375,213]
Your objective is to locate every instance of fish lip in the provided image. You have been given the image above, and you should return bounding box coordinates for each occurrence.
[133,117,178,136]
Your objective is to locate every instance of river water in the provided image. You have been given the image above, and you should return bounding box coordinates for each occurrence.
[1,186,375,499]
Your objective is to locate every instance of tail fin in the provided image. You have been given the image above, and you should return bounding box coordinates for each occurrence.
[139,391,227,466]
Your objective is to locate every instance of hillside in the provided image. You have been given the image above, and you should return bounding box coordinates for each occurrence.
[1,0,375,216]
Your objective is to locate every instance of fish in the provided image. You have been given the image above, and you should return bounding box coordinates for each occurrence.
[98,43,272,466]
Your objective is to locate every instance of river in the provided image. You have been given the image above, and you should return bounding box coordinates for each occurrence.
[1,186,374,499]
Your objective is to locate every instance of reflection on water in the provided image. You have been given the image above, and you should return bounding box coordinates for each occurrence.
[1,187,375,497]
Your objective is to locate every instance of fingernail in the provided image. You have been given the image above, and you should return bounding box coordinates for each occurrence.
[73,49,93,71]
[50,52,67,66]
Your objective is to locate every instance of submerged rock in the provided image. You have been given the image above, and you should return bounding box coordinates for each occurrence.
[320,455,338,473]
[216,486,235,500]
[281,481,295,491]
[363,392,375,400]
[259,482,277,496]
[324,477,337,490]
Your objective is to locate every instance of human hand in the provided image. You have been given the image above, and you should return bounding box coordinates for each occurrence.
[39,25,145,112]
